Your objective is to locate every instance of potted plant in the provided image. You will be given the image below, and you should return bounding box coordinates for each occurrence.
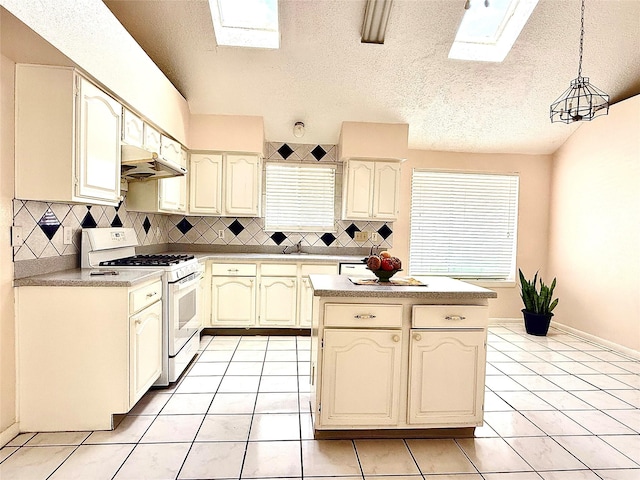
[518,269,558,336]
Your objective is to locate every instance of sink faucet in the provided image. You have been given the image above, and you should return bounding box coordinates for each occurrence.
[283,240,302,254]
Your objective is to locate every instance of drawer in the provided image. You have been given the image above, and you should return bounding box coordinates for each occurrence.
[301,263,338,276]
[324,303,403,328]
[412,305,487,329]
[211,263,257,276]
[261,263,297,276]
[130,280,162,314]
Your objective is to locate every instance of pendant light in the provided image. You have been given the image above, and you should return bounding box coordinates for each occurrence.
[550,0,609,123]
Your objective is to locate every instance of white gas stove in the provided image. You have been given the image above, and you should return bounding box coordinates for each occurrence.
[82,227,201,386]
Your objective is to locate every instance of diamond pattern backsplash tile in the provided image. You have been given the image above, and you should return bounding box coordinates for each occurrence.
[12,199,169,261]
[12,142,392,262]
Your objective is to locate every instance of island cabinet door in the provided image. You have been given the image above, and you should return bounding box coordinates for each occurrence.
[408,329,486,426]
[320,329,402,426]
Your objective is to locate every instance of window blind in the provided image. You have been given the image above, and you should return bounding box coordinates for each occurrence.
[265,163,336,232]
[410,170,519,279]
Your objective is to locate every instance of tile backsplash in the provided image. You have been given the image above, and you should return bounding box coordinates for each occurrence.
[12,142,393,263]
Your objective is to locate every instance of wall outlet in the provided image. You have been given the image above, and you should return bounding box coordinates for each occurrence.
[354,231,369,242]
[371,232,379,242]
[11,226,23,246]
[63,227,73,245]
[218,230,225,239]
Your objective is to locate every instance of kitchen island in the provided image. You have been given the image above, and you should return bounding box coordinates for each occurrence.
[308,274,497,438]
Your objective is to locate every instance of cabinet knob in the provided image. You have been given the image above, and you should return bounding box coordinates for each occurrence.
[392,334,400,343]
[445,315,466,321]
[413,333,422,341]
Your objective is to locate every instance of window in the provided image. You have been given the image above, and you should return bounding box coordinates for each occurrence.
[265,163,336,232]
[410,170,519,280]
[208,0,279,49]
[448,0,539,62]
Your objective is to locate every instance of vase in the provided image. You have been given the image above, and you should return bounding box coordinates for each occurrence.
[522,309,553,336]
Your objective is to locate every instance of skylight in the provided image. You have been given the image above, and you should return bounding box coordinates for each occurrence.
[448,0,538,62]
[209,0,279,49]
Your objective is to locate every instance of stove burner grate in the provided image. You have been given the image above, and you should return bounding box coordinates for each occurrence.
[99,254,195,267]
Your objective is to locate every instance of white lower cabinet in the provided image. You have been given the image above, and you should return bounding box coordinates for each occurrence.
[208,261,337,328]
[16,278,163,431]
[300,264,339,327]
[259,276,298,327]
[211,277,257,326]
[320,328,402,426]
[311,299,489,434]
[130,300,163,405]
[210,263,257,327]
[408,329,486,426]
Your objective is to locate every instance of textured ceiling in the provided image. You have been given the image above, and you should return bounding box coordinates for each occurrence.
[104,0,640,154]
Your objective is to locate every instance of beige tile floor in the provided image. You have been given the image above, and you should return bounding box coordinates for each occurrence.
[1,325,639,479]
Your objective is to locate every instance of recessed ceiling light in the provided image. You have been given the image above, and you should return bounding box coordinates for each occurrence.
[449,0,538,62]
[209,0,280,49]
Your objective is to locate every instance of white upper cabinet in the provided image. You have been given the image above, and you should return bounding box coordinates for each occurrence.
[15,65,122,206]
[75,78,123,204]
[225,154,262,216]
[188,153,262,217]
[158,148,187,213]
[122,108,145,147]
[160,135,182,166]
[143,124,162,153]
[189,153,223,215]
[342,160,400,221]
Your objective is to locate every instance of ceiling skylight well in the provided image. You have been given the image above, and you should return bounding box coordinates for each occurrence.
[209,0,279,49]
[449,0,538,62]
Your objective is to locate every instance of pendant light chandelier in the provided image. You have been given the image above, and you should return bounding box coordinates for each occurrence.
[550,0,609,123]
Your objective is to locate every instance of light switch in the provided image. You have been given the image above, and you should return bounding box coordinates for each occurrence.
[63,227,73,245]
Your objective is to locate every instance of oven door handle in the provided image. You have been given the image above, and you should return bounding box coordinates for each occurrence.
[172,272,199,291]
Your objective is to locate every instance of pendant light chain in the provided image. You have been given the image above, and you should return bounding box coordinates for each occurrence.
[578,0,585,78]
[549,0,609,123]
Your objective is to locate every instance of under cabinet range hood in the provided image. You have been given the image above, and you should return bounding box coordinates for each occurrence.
[120,144,187,181]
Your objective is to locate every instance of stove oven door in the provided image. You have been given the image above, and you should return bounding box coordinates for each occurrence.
[167,271,201,356]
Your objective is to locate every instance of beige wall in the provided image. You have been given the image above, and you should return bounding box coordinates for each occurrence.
[392,150,553,320]
[0,54,16,436]
[0,0,190,144]
[548,96,640,352]
[189,114,265,153]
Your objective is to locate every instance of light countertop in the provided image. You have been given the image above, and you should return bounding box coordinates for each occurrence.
[179,252,367,264]
[309,274,497,299]
[14,269,164,288]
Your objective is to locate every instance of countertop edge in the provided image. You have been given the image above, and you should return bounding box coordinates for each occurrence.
[14,269,164,288]
[311,289,498,299]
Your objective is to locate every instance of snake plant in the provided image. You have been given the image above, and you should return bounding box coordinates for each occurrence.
[518,269,558,315]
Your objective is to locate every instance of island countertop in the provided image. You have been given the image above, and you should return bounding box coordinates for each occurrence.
[309,274,497,299]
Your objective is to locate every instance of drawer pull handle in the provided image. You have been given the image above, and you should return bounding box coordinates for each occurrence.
[146,292,158,298]
[445,315,466,321]
[228,269,239,273]
[354,314,376,320]
[413,333,422,341]
[392,335,400,343]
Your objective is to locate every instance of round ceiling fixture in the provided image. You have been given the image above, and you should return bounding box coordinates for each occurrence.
[293,121,305,138]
